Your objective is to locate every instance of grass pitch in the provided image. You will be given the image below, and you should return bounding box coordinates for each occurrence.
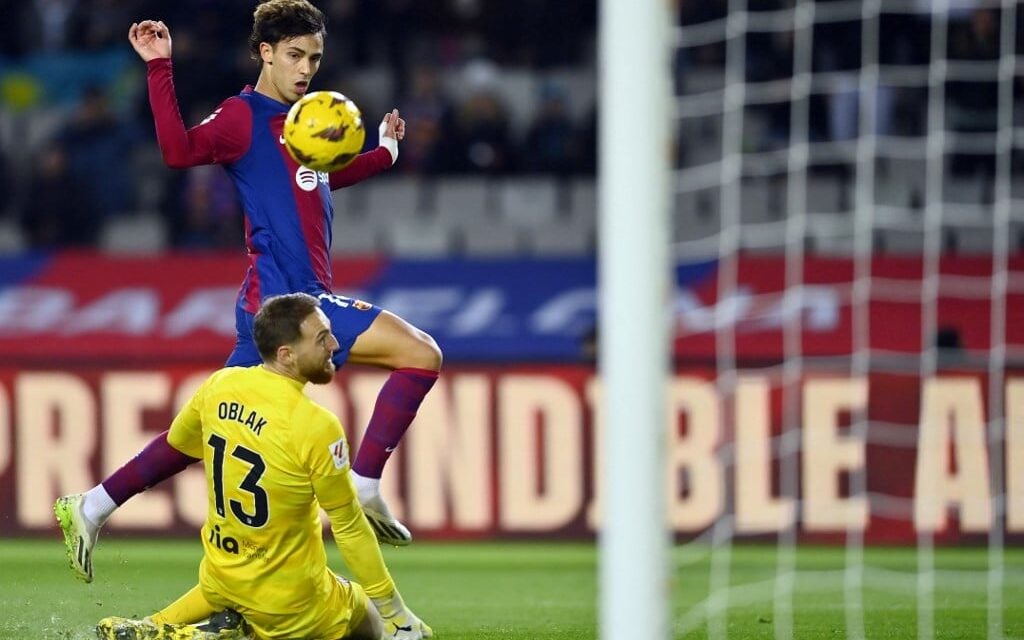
[0,537,1022,639]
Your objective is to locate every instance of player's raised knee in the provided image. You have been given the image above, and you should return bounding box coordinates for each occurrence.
[408,330,442,371]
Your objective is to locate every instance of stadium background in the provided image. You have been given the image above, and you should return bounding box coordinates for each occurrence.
[2,1,1024,638]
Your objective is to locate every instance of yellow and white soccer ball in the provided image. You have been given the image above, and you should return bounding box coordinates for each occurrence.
[283,91,366,172]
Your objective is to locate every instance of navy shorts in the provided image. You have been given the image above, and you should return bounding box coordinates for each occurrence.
[225,293,382,369]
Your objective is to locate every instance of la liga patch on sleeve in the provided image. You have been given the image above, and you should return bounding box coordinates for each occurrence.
[328,436,349,470]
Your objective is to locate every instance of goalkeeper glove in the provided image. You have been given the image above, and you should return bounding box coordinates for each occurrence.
[372,592,433,639]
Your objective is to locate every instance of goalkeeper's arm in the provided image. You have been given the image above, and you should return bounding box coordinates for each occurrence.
[322,492,397,599]
[317,474,431,638]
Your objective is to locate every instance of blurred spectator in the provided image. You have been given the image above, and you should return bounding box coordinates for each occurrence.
[480,0,596,68]
[20,144,99,247]
[577,106,597,176]
[396,65,457,174]
[0,152,11,215]
[58,86,140,219]
[75,0,136,50]
[161,103,243,249]
[318,0,371,77]
[448,88,517,174]
[376,0,423,95]
[748,27,796,150]
[12,0,88,54]
[436,58,516,173]
[879,10,931,66]
[679,0,727,25]
[173,164,243,249]
[677,0,727,72]
[947,8,1000,178]
[522,81,579,175]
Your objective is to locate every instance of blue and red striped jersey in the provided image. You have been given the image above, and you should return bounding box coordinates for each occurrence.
[146,58,392,312]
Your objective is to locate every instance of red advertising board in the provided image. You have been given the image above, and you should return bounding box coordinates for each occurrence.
[2,252,1023,363]
[1,364,1020,543]
[673,255,1024,360]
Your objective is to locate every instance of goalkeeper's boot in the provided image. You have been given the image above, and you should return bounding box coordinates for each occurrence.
[196,609,250,638]
[55,493,100,583]
[360,492,412,547]
[96,613,250,640]
[95,617,194,640]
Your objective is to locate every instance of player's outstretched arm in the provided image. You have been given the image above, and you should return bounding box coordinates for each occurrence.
[129,20,172,62]
[138,28,249,170]
[328,109,405,189]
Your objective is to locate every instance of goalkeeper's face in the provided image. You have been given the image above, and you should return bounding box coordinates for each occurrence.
[292,308,339,385]
[259,33,324,104]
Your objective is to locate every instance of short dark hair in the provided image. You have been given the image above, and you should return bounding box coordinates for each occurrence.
[253,293,321,361]
[249,0,327,59]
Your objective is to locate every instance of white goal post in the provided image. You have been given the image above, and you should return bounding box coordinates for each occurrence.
[597,1,673,640]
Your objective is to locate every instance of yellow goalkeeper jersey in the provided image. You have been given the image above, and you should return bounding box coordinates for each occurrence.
[168,366,396,617]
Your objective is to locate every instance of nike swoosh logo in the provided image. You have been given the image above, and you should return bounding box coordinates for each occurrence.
[396,625,412,632]
[279,135,286,144]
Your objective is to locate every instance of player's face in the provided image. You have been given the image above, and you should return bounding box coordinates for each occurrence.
[261,34,324,104]
[293,308,339,384]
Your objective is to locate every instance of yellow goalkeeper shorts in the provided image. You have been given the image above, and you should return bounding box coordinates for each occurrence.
[204,571,369,640]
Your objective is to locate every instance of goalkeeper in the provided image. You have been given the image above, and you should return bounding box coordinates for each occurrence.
[96,293,431,640]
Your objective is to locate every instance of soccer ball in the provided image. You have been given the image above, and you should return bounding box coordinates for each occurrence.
[283,91,366,172]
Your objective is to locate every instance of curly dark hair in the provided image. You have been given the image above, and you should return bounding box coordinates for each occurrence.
[248,0,327,59]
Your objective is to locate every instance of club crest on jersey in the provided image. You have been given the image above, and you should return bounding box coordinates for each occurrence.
[295,166,328,192]
[328,436,349,470]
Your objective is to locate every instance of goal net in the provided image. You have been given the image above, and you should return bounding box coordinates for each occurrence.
[671,1,1021,637]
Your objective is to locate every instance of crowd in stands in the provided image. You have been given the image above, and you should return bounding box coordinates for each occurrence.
[1,0,597,250]
[677,0,1013,166]
[673,0,1019,255]
[1,0,1017,252]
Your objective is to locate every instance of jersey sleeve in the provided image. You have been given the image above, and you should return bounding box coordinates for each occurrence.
[146,58,251,168]
[302,407,397,599]
[328,146,393,190]
[167,374,211,459]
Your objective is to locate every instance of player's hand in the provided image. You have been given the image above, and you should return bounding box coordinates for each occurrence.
[129,20,172,62]
[378,108,404,165]
[380,109,406,142]
[372,592,433,639]
[382,611,432,640]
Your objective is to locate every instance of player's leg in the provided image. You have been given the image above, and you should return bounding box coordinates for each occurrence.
[318,295,441,546]
[56,313,260,582]
[150,584,220,624]
[96,614,248,640]
[345,309,442,546]
[97,584,248,639]
[55,434,199,583]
